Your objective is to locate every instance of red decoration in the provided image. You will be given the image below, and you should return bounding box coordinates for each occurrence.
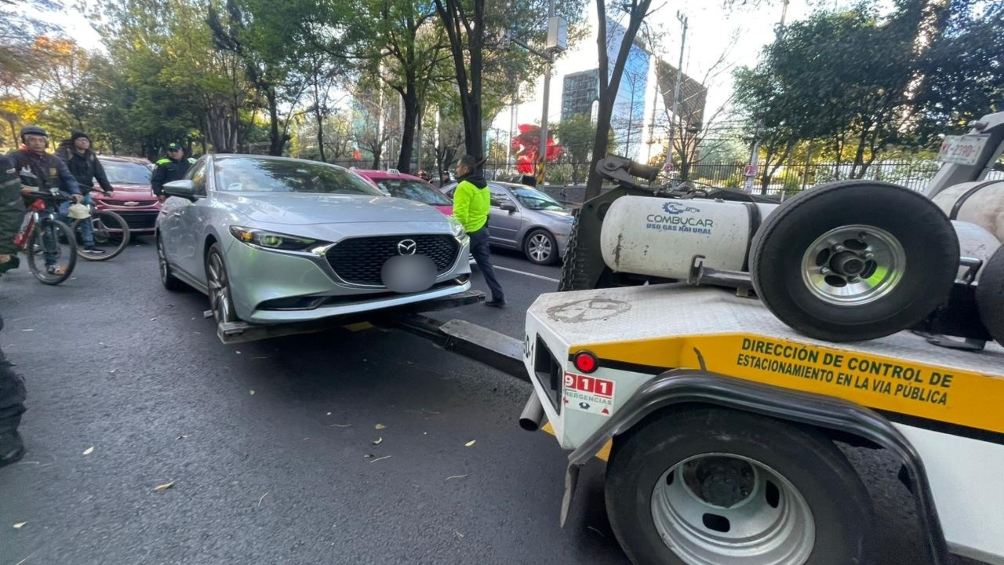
[510,124,562,174]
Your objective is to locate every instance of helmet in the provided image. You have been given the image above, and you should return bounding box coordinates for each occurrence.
[67,203,91,220]
[19,125,48,141]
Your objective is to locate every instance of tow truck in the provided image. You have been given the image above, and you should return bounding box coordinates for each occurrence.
[504,112,1004,565]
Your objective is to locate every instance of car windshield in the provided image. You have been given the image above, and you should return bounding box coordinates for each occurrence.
[215,157,384,195]
[378,179,452,205]
[512,187,563,210]
[102,161,152,185]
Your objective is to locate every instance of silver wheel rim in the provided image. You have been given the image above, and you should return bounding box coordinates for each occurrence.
[528,233,552,262]
[157,238,169,282]
[651,453,815,565]
[207,252,233,323]
[800,224,906,306]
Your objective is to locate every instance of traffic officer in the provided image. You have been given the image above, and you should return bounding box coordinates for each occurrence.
[452,155,505,307]
[0,157,26,467]
[151,142,196,200]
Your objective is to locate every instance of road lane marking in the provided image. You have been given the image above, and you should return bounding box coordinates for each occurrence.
[494,265,559,283]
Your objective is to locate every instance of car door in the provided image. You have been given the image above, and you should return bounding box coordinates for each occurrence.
[174,158,210,280]
[487,185,522,247]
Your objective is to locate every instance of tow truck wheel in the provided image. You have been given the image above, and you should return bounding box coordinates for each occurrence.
[605,408,875,565]
[976,245,1004,345]
[750,181,959,342]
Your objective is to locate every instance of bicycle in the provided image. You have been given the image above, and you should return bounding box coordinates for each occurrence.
[71,200,130,261]
[13,189,78,285]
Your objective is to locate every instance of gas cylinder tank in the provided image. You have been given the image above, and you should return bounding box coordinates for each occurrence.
[600,196,778,279]
[932,180,1004,242]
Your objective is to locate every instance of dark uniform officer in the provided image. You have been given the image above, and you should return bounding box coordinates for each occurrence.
[0,155,26,467]
[151,142,196,198]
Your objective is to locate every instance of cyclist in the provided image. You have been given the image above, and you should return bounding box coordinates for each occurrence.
[56,131,114,256]
[9,125,83,274]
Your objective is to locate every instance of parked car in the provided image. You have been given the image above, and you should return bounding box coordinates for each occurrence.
[353,169,453,216]
[156,154,471,326]
[92,156,160,235]
[441,181,573,265]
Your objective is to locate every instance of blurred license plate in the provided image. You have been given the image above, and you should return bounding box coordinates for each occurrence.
[938,134,989,166]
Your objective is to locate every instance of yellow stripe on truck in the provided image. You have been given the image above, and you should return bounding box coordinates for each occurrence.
[581,333,1004,435]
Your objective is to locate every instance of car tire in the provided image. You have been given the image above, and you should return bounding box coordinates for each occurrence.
[750,181,959,342]
[605,407,876,565]
[524,228,558,265]
[976,245,1004,346]
[205,243,238,324]
[157,233,185,291]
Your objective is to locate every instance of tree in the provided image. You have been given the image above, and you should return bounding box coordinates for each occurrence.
[434,0,586,163]
[555,115,595,184]
[583,0,654,199]
[209,0,314,156]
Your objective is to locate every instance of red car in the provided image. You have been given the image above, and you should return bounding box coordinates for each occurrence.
[92,156,161,235]
[352,169,453,216]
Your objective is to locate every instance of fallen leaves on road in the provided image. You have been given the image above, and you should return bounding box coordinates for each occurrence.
[372,437,383,445]
[21,329,33,332]
[374,424,386,430]
[82,447,94,456]
[257,492,269,508]
[326,412,332,416]
[13,522,26,529]
[368,455,392,463]
[445,475,468,481]
[176,435,188,440]
[329,423,351,428]
[249,390,255,396]
[153,481,175,492]
[464,440,476,447]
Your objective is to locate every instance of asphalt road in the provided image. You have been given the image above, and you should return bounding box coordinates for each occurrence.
[0,240,980,565]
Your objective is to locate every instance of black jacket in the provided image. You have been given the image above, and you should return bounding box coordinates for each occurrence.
[7,149,80,195]
[151,156,195,196]
[55,142,112,195]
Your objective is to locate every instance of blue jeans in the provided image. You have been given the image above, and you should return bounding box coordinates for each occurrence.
[43,199,92,266]
[468,228,504,302]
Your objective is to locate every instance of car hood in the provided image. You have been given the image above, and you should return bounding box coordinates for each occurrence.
[222,192,449,226]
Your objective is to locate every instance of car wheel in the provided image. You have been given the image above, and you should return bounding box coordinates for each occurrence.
[524,229,558,265]
[205,243,238,324]
[157,233,185,291]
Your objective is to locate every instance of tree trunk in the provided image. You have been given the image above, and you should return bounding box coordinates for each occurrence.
[583,0,653,200]
[266,88,283,156]
[396,82,419,172]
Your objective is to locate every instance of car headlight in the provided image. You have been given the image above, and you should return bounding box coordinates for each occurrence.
[229,226,318,251]
[448,216,466,239]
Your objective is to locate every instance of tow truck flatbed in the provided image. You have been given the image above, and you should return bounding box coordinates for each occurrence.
[523,284,1004,564]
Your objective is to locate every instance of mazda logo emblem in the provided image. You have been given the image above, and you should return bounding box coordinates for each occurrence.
[397,239,417,255]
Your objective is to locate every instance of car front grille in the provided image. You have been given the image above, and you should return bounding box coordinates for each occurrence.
[114,211,158,230]
[326,234,460,286]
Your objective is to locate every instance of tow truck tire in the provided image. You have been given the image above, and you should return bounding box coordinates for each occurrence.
[976,245,1004,345]
[750,181,959,342]
[605,408,875,565]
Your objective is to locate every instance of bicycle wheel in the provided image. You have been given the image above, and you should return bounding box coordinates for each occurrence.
[26,219,78,285]
[74,210,130,261]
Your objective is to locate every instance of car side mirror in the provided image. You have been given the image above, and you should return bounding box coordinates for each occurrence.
[500,201,517,213]
[163,180,199,200]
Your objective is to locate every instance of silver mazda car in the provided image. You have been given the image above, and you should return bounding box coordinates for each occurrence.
[156,155,471,325]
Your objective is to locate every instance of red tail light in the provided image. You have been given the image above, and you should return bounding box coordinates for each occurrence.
[573,351,598,373]
[30,200,46,211]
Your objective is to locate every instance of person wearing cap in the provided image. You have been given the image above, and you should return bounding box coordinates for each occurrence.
[151,142,196,201]
[55,131,113,255]
[8,125,83,275]
[452,154,505,307]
